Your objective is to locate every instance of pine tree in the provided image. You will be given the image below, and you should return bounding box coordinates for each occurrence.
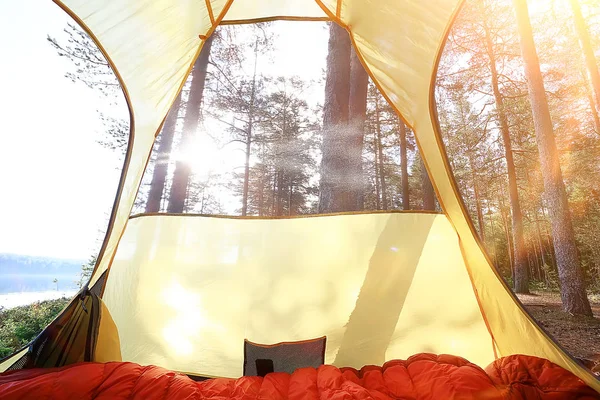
[348,48,369,211]
[257,77,319,216]
[398,120,410,210]
[482,4,529,293]
[145,92,183,213]
[208,27,272,216]
[47,23,129,152]
[318,23,352,213]
[168,36,214,213]
[512,0,592,315]
[570,0,600,134]
[421,158,435,211]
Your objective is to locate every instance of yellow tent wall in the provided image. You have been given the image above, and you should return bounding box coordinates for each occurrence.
[103,212,493,377]
[1,0,596,391]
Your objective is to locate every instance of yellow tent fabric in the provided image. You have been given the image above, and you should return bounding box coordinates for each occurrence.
[104,212,493,377]
[2,0,597,391]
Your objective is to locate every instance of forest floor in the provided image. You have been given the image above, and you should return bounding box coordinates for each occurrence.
[518,291,600,373]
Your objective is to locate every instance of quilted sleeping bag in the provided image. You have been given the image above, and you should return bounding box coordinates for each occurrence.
[0,353,598,399]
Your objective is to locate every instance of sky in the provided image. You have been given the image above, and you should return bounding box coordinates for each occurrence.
[0,1,122,260]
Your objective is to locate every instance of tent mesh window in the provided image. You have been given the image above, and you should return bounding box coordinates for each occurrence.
[243,337,326,376]
[131,21,440,218]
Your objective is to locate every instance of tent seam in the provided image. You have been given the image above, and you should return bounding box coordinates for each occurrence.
[313,0,348,28]
[221,16,330,25]
[129,210,443,220]
[205,0,215,24]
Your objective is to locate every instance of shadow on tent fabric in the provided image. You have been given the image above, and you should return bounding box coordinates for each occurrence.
[334,214,435,366]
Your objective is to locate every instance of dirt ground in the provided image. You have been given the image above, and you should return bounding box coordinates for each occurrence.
[518,291,600,373]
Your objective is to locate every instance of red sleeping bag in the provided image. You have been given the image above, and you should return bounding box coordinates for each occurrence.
[0,353,598,399]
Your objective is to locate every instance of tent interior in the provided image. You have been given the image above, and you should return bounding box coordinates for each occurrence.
[2,0,600,396]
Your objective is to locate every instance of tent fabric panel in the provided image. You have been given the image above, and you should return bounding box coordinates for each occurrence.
[102,213,493,378]
[93,299,122,363]
[337,0,459,126]
[223,0,326,22]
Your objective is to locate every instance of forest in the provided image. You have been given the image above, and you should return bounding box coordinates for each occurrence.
[128,23,438,218]
[48,0,600,318]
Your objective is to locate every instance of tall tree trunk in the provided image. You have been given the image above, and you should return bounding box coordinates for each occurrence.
[288,178,293,216]
[420,157,435,211]
[582,69,600,135]
[540,204,558,273]
[513,0,592,315]
[499,196,514,278]
[374,94,388,210]
[242,134,252,215]
[374,141,381,210]
[488,209,500,268]
[168,36,213,213]
[348,48,369,211]
[242,38,260,216]
[199,187,206,214]
[398,120,410,210]
[271,174,277,216]
[258,163,265,217]
[527,221,541,282]
[534,208,548,282]
[595,251,600,287]
[319,23,352,213]
[587,85,600,135]
[469,154,486,242]
[276,170,284,216]
[570,0,600,117]
[527,238,537,281]
[483,20,529,293]
[145,92,182,212]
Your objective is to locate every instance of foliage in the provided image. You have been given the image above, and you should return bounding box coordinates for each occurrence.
[77,255,96,289]
[0,255,94,359]
[0,298,69,358]
[436,0,600,309]
[47,23,129,152]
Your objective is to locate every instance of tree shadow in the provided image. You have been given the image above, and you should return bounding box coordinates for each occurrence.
[334,214,435,366]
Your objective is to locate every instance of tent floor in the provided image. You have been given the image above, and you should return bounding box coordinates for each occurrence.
[519,291,600,373]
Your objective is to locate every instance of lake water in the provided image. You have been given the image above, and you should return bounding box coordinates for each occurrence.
[0,290,77,309]
[0,273,80,309]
